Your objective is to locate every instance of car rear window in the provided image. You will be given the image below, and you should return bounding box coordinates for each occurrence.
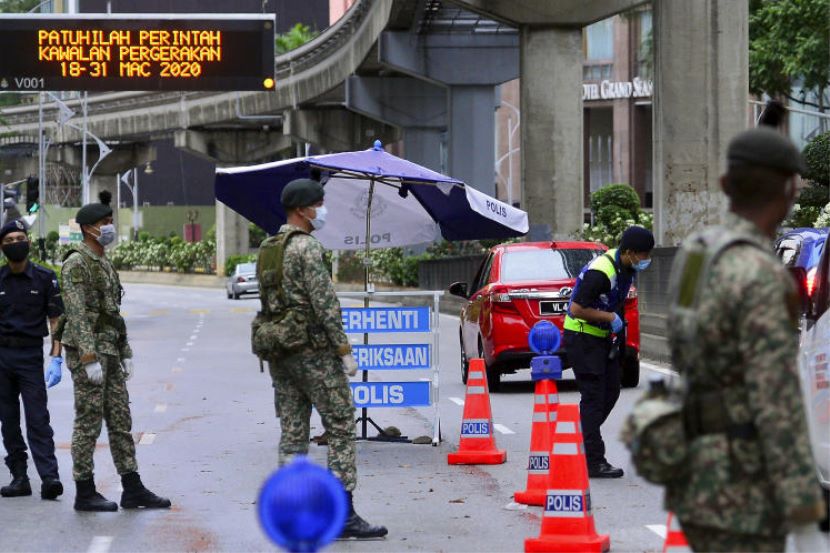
[238,263,256,274]
[500,249,603,283]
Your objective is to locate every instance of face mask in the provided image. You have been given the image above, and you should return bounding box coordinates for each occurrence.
[633,259,652,272]
[1,241,29,262]
[92,224,116,246]
[307,205,327,231]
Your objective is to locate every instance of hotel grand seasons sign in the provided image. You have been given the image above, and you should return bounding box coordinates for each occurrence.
[583,77,653,101]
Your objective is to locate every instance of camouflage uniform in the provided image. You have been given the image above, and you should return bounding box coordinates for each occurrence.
[260,224,356,490]
[60,242,137,482]
[667,213,824,550]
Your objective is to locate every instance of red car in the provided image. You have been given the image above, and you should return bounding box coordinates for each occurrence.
[450,241,641,392]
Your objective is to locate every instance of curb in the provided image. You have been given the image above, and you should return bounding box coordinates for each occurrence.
[119,270,225,289]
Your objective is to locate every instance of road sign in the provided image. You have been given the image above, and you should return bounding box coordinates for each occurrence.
[0,14,275,91]
[341,307,431,334]
[350,382,431,408]
[352,344,430,370]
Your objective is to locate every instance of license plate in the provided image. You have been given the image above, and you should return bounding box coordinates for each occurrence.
[539,301,568,315]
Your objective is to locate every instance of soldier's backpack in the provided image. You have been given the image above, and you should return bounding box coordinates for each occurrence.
[621,227,763,485]
[250,229,312,358]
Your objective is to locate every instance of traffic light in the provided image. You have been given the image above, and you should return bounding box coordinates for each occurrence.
[25,176,39,214]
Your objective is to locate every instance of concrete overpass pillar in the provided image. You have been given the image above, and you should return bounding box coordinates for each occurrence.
[215,199,250,277]
[520,26,584,240]
[404,128,444,174]
[653,0,748,245]
[449,86,497,196]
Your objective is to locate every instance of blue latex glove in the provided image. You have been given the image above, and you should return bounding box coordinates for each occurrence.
[610,314,624,334]
[45,356,62,388]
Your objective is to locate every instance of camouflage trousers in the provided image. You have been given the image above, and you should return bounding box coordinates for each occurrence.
[66,349,137,481]
[681,523,785,552]
[268,350,356,491]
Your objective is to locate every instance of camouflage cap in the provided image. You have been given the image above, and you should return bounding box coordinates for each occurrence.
[727,127,806,175]
[280,178,325,209]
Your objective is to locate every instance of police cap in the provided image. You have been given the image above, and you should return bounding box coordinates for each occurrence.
[619,226,655,253]
[0,219,27,241]
[727,127,806,175]
[281,178,325,209]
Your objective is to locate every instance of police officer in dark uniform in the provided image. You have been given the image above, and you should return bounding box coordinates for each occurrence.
[563,226,654,478]
[0,219,64,500]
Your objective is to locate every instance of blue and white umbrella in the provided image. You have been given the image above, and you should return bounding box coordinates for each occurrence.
[214,141,528,251]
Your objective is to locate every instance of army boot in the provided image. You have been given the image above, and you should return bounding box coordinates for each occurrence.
[0,463,32,498]
[74,479,117,511]
[338,491,388,540]
[41,477,63,500]
[120,472,171,509]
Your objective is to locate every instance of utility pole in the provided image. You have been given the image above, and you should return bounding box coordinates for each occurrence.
[38,92,47,260]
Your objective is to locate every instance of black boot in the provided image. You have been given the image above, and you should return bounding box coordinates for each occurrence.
[41,477,63,500]
[74,479,117,512]
[1,462,31,498]
[339,491,388,540]
[588,461,624,479]
[120,472,171,509]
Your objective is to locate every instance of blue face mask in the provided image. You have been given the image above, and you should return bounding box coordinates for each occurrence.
[633,258,651,272]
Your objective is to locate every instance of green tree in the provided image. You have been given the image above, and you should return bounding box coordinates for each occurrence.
[749,0,830,111]
[0,0,43,12]
[275,23,317,54]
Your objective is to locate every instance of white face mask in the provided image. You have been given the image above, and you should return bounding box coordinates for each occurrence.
[307,205,327,231]
[91,224,116,246]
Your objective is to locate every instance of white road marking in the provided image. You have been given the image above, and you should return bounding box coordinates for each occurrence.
[177,357,185,363]
[641,361,677,378]
[493,424,515,435]
[138,433,156,445]
[190,335,197,340]
[186,342,194,346]
[181,348,190,352]
[87,536,113,553]
[154,404,167,413]
[646,524,667,539]
[448,397,465,406]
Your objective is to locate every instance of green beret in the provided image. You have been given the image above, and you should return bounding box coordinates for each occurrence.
[728,127,806,175]
[75,203,113,226]
[281,178,325,209]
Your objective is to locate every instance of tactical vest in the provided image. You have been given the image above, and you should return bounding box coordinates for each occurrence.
[251,229,315,358]
[667,226,768,440]
[59,245,127,339]
[564,248,633,338]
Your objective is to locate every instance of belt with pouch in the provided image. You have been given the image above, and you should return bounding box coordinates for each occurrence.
[684,391,757,440]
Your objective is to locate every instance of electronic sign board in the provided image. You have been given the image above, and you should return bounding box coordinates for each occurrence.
[0,14,275,91]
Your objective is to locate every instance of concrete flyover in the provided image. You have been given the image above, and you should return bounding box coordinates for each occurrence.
[1,0,751,263]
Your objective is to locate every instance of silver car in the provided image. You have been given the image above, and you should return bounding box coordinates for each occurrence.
[226,262,258,299]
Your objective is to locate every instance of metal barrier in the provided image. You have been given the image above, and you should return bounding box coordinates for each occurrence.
[337,290,443,446]
[418,254,486,291]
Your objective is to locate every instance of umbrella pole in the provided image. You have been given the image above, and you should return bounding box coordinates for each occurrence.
[360,178,374,441]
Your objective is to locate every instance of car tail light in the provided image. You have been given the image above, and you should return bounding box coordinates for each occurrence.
[236,276,247,283]
[806,267,817,297]
[627,287,638,299]
[490,287,519,313]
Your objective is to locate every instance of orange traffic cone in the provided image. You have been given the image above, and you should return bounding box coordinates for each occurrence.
[525,403,610,553]
[448,358,507,465]
[663,513,691,553]
[514,379,560,505]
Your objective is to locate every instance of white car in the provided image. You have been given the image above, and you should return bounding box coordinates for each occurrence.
[800,232,830,528]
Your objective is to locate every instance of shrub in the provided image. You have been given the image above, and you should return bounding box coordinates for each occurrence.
[225,253,257,277]
[249,223,268,249]
[590,184,641,226]
[803,131,830,186]
[815,203,830,228]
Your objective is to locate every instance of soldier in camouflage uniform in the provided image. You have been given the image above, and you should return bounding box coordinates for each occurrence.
[61,192,170,512]
[257,178,387,539]
[666,128,825,551]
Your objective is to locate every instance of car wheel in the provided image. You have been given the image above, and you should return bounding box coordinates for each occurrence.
[479,339,501,393]
[226,289,232,299]
[232,289,240,300]
[621,347,640,388]
[460,331,470,384]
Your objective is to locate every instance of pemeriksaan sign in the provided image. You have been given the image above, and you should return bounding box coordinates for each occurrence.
[0,14,275,91]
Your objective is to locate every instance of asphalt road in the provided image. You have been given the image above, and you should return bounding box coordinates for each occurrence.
[0,284,715,552]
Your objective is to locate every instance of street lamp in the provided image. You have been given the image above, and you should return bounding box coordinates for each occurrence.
[497,100,520,207]
[119,170,140,241]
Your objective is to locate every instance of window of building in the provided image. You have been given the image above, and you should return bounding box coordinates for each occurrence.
[585,18,614,61]
[586,108,614,194]
[637,10,653,79]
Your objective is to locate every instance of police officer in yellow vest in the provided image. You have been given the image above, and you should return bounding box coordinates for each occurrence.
[564,226,654,478]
